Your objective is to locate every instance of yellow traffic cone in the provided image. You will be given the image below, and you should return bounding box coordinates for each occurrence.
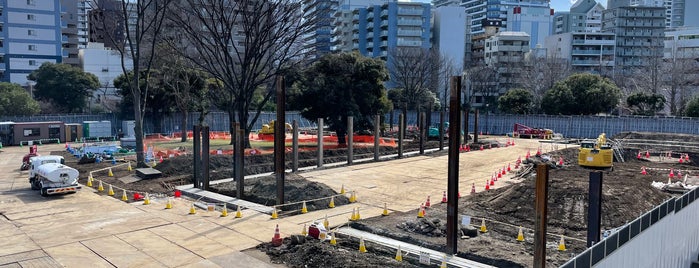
[152,160,157,167]
[271,208,278,219]
[382,202,389,216]
[319,231,327,240]
[480,219,488,233]
[349,191,357,203]
[395,245,403,262]
[349,208,356,221]
[558,235,566,251]
[86,176,93,187]
[301,224,307,236]
[517,226,524,242]
[97,181,104,192]
[330,231,337,245]
[143,193,150,205]
[301,201,308,214]
[235,205,242,218]
[221,204,228,217]
[340,184,346,194]
[355,207,361,220]
[127,162,132,171]
[121,190,128,201]
[108,168,113,177]
[328,196,335,208]
[440,254,447,268]
[417,205,425,218]
[358,237,367,253]
[165,197,173,209]
[323,214,330,230]
[107,184,114,196]
[189,203,197,214]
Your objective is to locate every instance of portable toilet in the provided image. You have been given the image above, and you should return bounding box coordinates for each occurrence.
[65,123,83,142]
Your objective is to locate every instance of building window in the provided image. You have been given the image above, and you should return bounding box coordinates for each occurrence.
[28,45,36,51]
[27,0,35,5]
[101,67,108,72]
[28,29,35,36]
[23,128,40,137]
[27,14,35,21]
[29,60,36,66]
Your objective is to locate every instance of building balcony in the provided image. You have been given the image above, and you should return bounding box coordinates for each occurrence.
[380,50,387,57]
[380,30,388,36]
[397,19,422,26]
[62,57,80,65]
[62,35,68,43]
[367,41,373,47]
[381,10,388,18]
[397,8,423,16]
[380,41,387,47]
[352,33,359,40]
[367,22,374,29]
[367,12,373,19]
[381,21,388,28]
[396,40,422,46]
[572,49,601,55]
[353,24,359,31]
[353,43,359,49]
[367,31,373,39]
[0,63,5,70]
[353,15,359,21]
[397,29,422,36]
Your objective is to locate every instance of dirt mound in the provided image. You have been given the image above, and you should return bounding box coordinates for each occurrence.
[396,218,447,237]
[257,235,423,268]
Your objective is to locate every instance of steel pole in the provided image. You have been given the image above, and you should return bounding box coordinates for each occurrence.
[446,76,461,255]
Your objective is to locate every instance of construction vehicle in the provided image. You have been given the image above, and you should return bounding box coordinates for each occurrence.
[513,123,553,139]
[259,120,293,135]
[578,133,614,168]
[20,145,40,170]
[28,156,80,196]
[428,122,468,141]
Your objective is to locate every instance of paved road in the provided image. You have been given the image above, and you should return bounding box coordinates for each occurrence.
[0,138,558,267]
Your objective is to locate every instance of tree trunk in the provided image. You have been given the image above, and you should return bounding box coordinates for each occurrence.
[240,107,252,148]
[134,91,145,167]
[228,107,236,145]
[180,110,188,142]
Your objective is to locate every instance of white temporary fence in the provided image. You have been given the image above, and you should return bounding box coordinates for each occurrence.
[561,187,699,267]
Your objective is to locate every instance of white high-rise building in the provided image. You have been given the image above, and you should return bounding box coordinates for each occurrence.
[434,6,466,73]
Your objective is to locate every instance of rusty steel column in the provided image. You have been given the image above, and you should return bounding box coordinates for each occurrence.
[374,114,380,161]
[439,111,444,150]
[347,116,353,165]
[473,109,479,144]
[446,76,461,255]
[292,120,299,173]
[419,112,425,155]
[398,113,404,158]
[275,76,286,205]
[317,118,323,167]
[202,126,210,190]
[234,122,244,199]
[193,125,201,189]
[534,164,550,268]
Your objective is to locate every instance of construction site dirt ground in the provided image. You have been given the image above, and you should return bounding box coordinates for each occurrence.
[46,132,699,267]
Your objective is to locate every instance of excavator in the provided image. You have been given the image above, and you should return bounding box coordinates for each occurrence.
[578,133,614,168]
[259,120,293,135]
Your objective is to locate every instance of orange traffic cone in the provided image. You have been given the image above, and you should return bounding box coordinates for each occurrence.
[558,156,564,166]
[517,156,522,165]
[526,150,531,160]
[645,151,650,158]
[490,177,495,186]
[271,225,283,247]
[637,151,641,159]
[497,171,502,178]
[507,163,511,172]
[501,167,506,175]
[669,169,675,179]
[485,181,490,191]
[471,183,476,195]
[417,204,425,218]
[425,195,431,207]
[441,191,447,203]
[679,156,684,163]
[480,145,484,151]
[536,147,541,156]
[641,166,647,175]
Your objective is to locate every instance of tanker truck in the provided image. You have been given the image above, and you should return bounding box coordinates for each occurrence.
[29,156,81,196]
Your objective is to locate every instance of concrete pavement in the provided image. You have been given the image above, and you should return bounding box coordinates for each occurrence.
[0,137,559,267]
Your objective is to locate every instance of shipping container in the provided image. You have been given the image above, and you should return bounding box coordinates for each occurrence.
[12,122,65,145]
[83,121,112,138]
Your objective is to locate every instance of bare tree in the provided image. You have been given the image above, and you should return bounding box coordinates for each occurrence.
[91,0,173,167]
[388,47,443,128]
[167,0,317,147]
[463,63,498,109]
[520,53,571,111]
[663,46,699,115]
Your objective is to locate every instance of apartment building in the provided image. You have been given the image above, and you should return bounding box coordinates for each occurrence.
[1,0,63,84]
[553,0,605,34]
[545,32,616,75]
[602,5,665,69]
[483,31,530,95]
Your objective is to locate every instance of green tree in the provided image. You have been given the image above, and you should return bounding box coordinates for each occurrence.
[290,52,392,145]
[684,96,699,117]
[0,82,40,116]
[542,73,620,115]
[626,92,666,116]
[27,63,100,113]
[498,89,533,114]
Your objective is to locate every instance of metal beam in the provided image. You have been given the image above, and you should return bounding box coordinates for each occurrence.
[534,164,550,268]
[588,171,603,247]
[446,76,461,255]
[275,76,285,205]
[347,116,353,165]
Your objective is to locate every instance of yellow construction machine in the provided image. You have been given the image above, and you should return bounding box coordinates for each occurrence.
[578,133,614,168]
[259,120,293,135]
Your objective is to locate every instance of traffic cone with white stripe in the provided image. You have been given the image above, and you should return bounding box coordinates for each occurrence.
[235,205,242,218]
[358,237,367,253]
[328,196,335,208]
[272,225,283,247]
[517,226,524,242]
[395,245,403,262]
[441,191,447,203]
